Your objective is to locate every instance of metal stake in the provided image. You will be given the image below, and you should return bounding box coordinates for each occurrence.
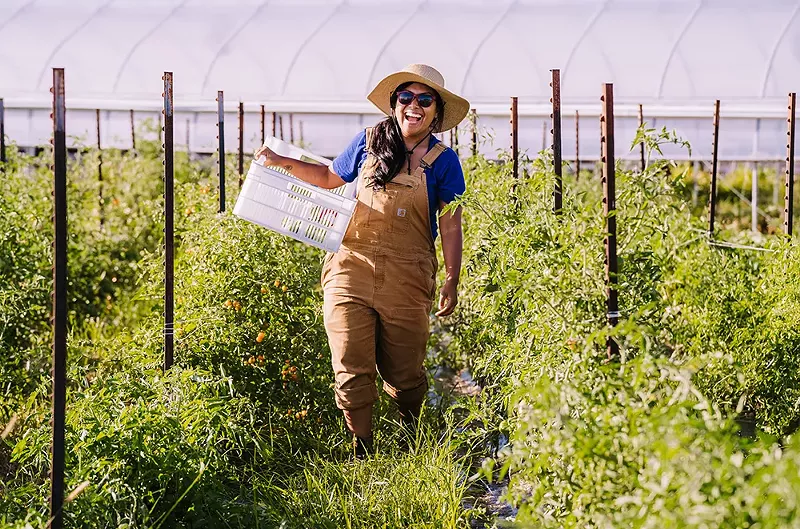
[217,91,225,213]
[601,83,619,361]
[238,102,244,187]
[1,98,6,165]
[638,104,645,171]
[752,163,759,232]
[289,113,294,144]
[471,109,478,158]
[279,115,284,141]
[129,109,136,152]
[551,69,562,213]
[260,104,265,145]
[272,111,277,137]
[163,72,174,371]
[96,109,103,226]
[49,67,68,529]
[709,100,720,237]
[786,92,796,236]
[575,110,580,179]
[511,97,518,179]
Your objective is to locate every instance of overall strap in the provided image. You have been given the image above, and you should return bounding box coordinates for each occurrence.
[365,127,374,152]
[358,127,376,190]
[420,142,447,169]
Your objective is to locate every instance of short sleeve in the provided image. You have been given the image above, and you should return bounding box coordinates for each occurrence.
[332,129,367,183]
[435,148,466,204]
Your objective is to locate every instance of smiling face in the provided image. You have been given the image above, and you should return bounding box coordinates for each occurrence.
[393,82,438,139]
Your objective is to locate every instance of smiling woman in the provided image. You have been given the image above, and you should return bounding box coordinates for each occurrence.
[368,81,444,185]
[254,64,469,458]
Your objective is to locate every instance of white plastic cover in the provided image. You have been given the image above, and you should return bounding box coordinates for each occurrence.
[1,0,798,159]
[2,0,798,104]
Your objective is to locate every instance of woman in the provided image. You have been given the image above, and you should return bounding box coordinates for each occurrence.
[255,64,469,458]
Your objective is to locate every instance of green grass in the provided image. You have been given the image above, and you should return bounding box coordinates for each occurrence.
[251,430,474,528]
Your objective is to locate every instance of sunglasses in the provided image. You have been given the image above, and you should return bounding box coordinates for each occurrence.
[395,90,435,108]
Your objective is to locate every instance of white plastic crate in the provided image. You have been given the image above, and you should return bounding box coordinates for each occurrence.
[234,159,358,252]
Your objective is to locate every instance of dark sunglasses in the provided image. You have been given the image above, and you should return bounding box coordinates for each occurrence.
[395,90,435,108]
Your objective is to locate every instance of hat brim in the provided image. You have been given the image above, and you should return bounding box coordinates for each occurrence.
[367,72,470,133]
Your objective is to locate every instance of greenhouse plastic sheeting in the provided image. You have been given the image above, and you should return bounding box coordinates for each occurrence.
[2,0,799,159]
[2,0,799,103]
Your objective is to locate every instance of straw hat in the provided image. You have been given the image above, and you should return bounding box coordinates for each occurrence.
[367,64,470,133]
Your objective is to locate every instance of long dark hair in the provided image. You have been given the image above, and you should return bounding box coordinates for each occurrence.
[369,82,445,187]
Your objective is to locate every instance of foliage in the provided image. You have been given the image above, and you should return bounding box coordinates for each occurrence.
[3,365,261,528]
[445,127,800,527]
[506,351,800,528]
[135,181,342,446]
[0,139,473,528]
[4,121,800,528]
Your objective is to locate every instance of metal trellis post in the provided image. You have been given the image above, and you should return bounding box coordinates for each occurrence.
[638,104,645,171]
[511,97,518,180]
[130,109,136,152]
[217,91,225,213]
[238,102,244,187]
[272,111,277,137]
[260,104,266,145]
[709,100,720,237]
[786,92,796,236]
[49,66,67,529]
[1,98,6,165]
[289,113,294,144]
[471,109,478,158]
[601,83,619,361]
[96,109,104,227]
[453,122,459,157]
[163,72,174,371]
[551,69,562,213]
[752,162,758,233]
[279,115,284,141]
[575,110,580,179]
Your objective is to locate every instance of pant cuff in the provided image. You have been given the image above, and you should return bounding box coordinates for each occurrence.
[335,384,379,410]
[382,378,428,406]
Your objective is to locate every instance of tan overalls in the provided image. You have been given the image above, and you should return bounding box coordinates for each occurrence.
[321,128,447,410]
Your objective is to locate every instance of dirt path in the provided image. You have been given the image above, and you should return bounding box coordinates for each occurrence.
[430,365,517,528]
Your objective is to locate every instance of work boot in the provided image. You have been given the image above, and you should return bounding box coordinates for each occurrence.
[398,403,421,451]
[352,435,373,460]
[400,411,418,435]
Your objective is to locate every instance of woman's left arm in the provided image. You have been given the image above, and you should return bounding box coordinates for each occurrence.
[435,200,463,317]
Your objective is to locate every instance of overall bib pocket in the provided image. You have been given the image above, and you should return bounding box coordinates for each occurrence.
[357,173,418,234]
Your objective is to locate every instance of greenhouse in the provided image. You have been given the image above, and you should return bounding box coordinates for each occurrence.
[8,1,800,527]
[2,0,799,159]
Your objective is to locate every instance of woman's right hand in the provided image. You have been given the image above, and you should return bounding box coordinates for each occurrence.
[254,145,281,166]
[252,144,343,189]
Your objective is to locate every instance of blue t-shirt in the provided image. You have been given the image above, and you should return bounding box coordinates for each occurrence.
[332,129,465,240]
